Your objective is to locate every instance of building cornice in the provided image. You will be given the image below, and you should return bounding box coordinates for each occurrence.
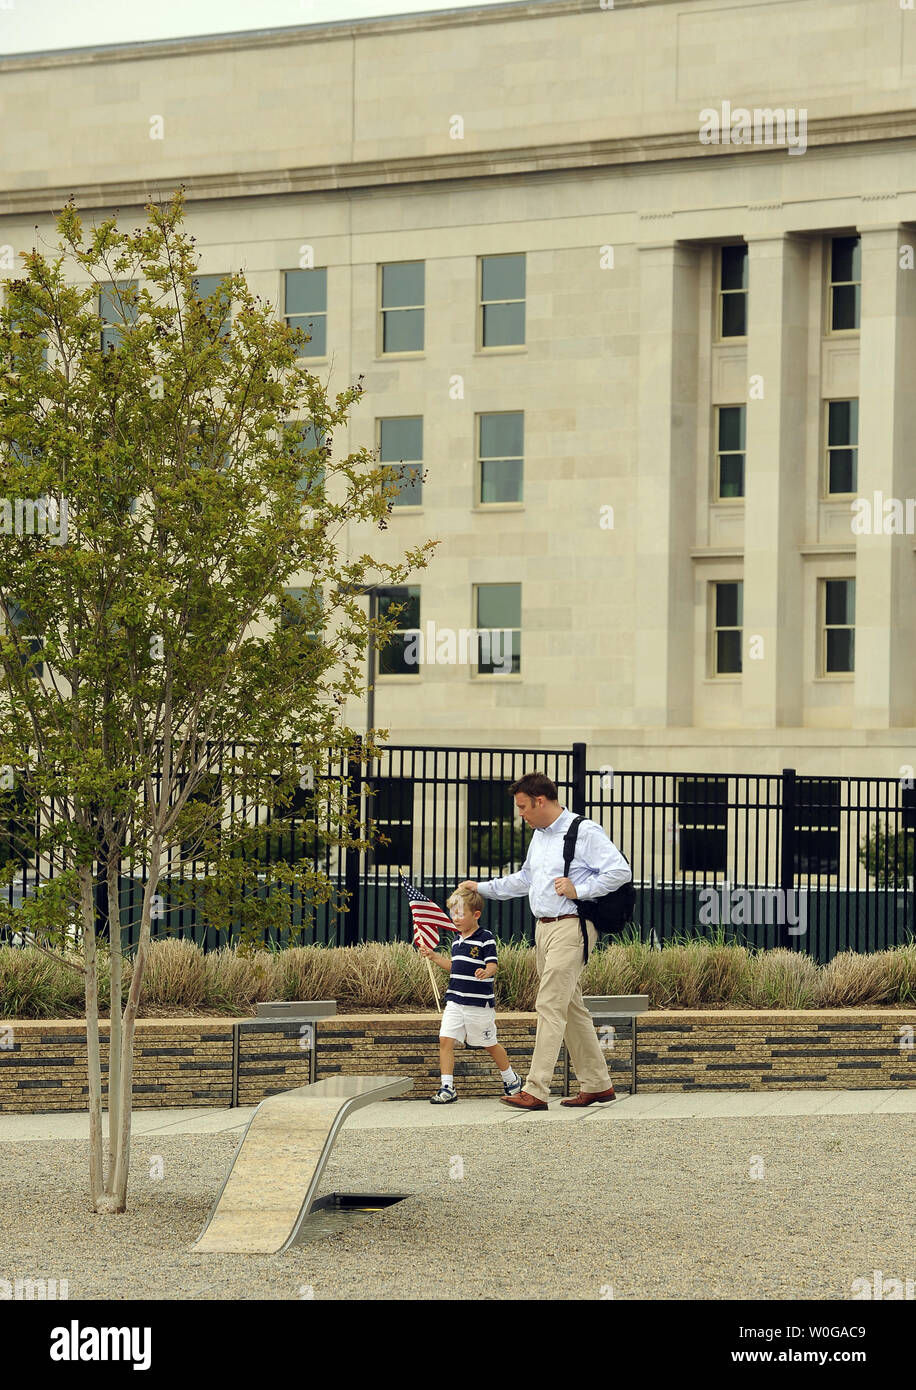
[2,110,916,218]
[0,0,654,69]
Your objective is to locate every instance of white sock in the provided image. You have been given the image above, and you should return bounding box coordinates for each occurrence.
[500,1067,517,1083]
[441,1075,454,1089]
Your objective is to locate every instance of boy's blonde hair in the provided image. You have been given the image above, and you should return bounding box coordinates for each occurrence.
[447,886,483,916]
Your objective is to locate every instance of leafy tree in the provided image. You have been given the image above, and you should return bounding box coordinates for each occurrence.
[0,190,434,1212]
[858,820,915,887]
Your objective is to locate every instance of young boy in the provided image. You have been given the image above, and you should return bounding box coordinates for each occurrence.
[418,885,522,1103]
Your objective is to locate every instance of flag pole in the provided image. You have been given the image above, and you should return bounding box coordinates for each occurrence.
[425,956,442,1012]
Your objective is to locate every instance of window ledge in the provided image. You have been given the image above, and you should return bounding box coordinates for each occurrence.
[473,502,525,512]
[473,347,527,356]
[374,352,425,361]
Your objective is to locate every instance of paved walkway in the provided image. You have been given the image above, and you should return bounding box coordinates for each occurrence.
[3,1087,915,1140]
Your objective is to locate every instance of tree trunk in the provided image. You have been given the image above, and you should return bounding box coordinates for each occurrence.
[109,842,162,1210]
[106,849,122,1174]
[80,865,105,1210]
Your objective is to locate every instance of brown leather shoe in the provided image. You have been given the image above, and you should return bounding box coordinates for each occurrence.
[500,1090,548,1110]
[560,1086,616,1107]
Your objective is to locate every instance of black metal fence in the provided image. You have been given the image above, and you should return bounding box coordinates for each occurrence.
[2,741,915,963]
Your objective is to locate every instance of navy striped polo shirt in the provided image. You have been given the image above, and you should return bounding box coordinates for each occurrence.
[445,926,498,1008]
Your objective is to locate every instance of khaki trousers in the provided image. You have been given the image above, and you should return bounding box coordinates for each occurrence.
[524,916,611,1103]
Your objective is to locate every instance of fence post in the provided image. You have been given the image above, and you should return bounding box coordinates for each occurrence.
[780,767,797,946]
[344,737,362,946]
[571,742,587,816]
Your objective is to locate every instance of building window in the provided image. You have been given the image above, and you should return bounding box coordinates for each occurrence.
[368,777,414,866]
[712,581,742,675]
[479,254,526,348]
[825,399,858,495]
[280,586,322,635]
[718,246,747,338]
[378,417,423,507]
[380,262,424,353]
[715,405,746,500]
[99,281,138,352]
[376,585,421,676]
[474,584,521,675]
[821,579,855,674]
[477,412,523,504]
[829,236,861,332]
[677,777,728,874]
[190,274,231,345]
[791,778,840,875]
[284,269,327,357]
[467,780,527,872]
[1,600,43,679]
[5,296,49,368]
[284,421,327,498]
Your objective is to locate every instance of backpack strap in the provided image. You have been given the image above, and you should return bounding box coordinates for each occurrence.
[561,816,590,965]
[562,815,585,877]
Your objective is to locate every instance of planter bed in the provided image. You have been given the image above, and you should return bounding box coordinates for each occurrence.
[2,1009,916,1111]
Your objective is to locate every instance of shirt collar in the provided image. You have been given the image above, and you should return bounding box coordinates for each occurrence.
[537,806,573,834]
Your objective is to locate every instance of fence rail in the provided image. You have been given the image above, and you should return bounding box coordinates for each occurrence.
[2,741,914,963]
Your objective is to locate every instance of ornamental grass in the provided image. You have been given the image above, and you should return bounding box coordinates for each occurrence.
[2,931,916,1017]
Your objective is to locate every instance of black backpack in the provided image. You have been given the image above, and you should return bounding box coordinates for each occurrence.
[562,815,636,938]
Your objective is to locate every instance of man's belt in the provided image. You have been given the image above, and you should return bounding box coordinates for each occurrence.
[537,914,579,923]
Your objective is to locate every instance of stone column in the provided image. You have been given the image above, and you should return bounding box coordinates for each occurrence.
[634,240,699,727]
[854,223,916,729]
[741,235,808,728]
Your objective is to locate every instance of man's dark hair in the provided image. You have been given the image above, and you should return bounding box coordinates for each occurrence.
[508,772,559,802]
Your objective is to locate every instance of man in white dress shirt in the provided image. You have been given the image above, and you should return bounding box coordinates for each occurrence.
[460,771,632,1110]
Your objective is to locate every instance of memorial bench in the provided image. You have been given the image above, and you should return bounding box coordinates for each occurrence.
[563,994,650,1097]
[196,1073,413,1254]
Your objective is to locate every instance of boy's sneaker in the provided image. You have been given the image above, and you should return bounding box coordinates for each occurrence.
[430,1084,457,1105]
[503,1074,523,1097]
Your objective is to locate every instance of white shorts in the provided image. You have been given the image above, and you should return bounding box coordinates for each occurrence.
[440,1000,498,1048]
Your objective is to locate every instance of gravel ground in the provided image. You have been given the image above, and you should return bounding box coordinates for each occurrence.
[2,1115,915,1301]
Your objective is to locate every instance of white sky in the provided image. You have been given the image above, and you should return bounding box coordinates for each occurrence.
[0,0,511,56]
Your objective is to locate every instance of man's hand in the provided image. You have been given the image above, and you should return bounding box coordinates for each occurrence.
[554,876,578,900]
[458,880,478,892]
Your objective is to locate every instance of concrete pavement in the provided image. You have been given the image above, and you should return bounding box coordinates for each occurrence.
[2,1087,915,1140]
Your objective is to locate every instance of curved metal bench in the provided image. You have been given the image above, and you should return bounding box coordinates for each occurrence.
[195,1074,412,1255]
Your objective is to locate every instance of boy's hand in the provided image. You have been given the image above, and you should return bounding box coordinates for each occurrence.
[418,942,434,959]
[475,967,496,980]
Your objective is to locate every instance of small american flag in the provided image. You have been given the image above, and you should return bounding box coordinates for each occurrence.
[400,875,459,950]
